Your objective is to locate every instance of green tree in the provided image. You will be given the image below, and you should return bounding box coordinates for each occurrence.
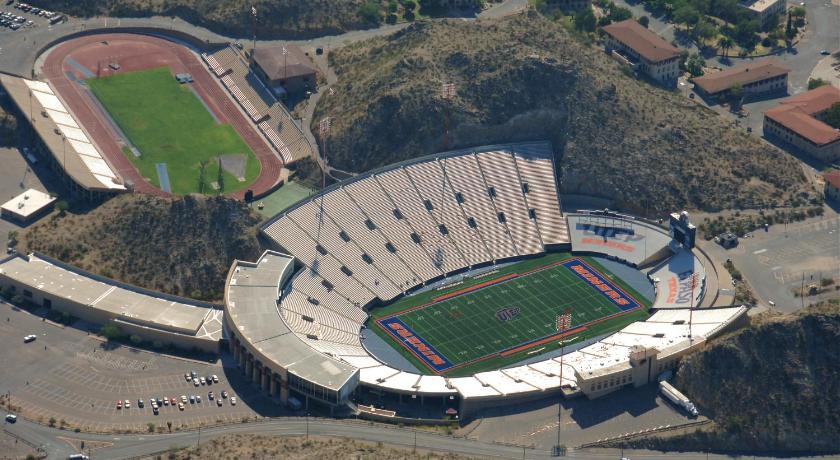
[197,160,207,194]
[729,82,744,108]
[718,36,734,57]
[685,52,705,76]
[824,102,840,129]
[100,323,122,340]
[216,158,224,195]
[673,5,700,26]
[357,1,382,24]
[693,19,718,43]
[638,15,650,28]
[608,6,632,22]
[55,200,69,216]
[790,6,806,17]
[808,78,828,90]
[129,334,142,345]
[574,7,597,32]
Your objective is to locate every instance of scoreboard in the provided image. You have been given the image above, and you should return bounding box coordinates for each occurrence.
[669,211,696,249]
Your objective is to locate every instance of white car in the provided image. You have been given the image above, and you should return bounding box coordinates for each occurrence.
[180,395,187,403]
[212,375,219,383]
[5,414,17,423]
[230,396,237,406]
[193,378,200,387]
[199,377,206,385]
[124,399,130,409]
[23,334,37,343]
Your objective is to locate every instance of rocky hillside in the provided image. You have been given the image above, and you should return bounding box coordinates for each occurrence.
[18,194,262,301]
[624,301,840,453]
[315,12,811,215]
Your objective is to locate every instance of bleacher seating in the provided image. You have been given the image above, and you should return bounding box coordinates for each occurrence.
[512,150,569,245]
[376,169,468,274]
[441,155,519,261]
[204,45,311,164]
[344,178,444,282]
[475,151,544,255]
[404,160,491,267]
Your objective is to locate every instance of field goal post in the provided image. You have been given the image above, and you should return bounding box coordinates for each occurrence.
[556,308,573,333]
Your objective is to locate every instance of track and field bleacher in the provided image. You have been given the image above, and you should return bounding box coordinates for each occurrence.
[205,45,311,164]
[475,151,544,255]
[289,270,369,324]
[375,169,468,274]
[439,155,519,261]
[512,151,569,245]
[404,161,492,267]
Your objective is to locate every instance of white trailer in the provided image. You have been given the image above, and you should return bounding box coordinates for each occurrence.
[659,381,699,417]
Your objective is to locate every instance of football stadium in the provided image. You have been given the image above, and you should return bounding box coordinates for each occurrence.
[224,141,746,418]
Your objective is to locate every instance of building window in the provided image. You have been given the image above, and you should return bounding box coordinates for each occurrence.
[385,242,397,253]
[423,199,434,211]
[393,209,403,220]
[321,280,334,291]
[315,244,328,255]
[23,290,32,298]
[410,232,421,244]
[364,219,376,230]
[487,187,497,198]
[454,192,464,204]
[438,224,449,236]
[340,266,353,276]
[521,182,529,194]
[497,212,506,223]
[528,208,537,219]
[338,231,350,242]
[467,217,477,228]
[361,253,373,264]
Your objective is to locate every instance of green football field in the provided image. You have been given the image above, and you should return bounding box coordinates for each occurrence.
[372,253,652,376]
[88,67,260,195]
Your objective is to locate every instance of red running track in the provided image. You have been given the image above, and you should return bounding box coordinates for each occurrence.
[42,33,284,199]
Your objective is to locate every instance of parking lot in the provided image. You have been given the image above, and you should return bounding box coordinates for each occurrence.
[0,2,63,33]
[703,213,840,312]
[0,299,286,433]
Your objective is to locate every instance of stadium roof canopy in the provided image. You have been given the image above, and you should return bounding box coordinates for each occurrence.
[225,251,359,392]
[0,253,221,340]
[0,75,125,193]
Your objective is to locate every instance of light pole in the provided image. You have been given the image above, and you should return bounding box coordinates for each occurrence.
[439,83,455,151]
[305,412,309,439]
[554,310,572,457]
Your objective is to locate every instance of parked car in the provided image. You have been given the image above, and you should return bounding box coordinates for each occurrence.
[124,399,130,409]
[23,334,37,343]
[196,395,201,403]
[212,375,219,383]
[170,397,177,405]
[184,373,191,382]
[116,400,122,409]
[5,414,17,423]
[153,407,159,415]
[199,377,206,385]
[216,398,223,407]
[230,397,236,406]
[178,402,184,411]
[138,399,144,408]
[208,391,214,400]
[820,49,831,55]
[221,390,228,399]
[189,395,195,404]
[192,378,200,387]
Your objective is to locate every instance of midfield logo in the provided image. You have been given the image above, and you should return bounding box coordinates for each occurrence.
[496,307,521,322]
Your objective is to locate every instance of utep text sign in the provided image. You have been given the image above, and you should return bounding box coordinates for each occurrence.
[561,258,641,311]
[377,317,454,373]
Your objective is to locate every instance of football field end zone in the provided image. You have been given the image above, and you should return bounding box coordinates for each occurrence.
[376,316,454,373]
[560,257,642,311]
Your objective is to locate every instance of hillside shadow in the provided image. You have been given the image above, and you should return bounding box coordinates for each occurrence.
[566,384,661,429]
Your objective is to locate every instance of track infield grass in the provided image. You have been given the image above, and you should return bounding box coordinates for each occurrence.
[371,252,652,377]
[88,67,260,195]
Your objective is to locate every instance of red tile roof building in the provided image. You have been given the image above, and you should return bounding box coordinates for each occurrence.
[692,60,789,98]
[824,170,840,202]
[602,19,681,86]
[763,85,840,162]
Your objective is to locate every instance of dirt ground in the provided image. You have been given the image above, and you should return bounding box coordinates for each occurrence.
[143,435,477,460]
[0,431,38,460]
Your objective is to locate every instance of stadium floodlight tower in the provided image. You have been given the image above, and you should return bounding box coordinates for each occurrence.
[554,310,573,457]
[440,83,456,151]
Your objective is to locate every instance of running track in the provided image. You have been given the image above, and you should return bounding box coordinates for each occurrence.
[42,33,283,199]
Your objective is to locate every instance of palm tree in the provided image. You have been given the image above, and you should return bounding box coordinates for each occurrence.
[718,36,734,57]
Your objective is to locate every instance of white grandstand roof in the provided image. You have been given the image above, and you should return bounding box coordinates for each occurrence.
[0,75,124,192]
[0,253,220,339]
[449,376,501,399]
[226,251,359,392]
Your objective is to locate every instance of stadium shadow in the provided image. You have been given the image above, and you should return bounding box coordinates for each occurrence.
[566,384,660,429]
[217,351,289,418]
